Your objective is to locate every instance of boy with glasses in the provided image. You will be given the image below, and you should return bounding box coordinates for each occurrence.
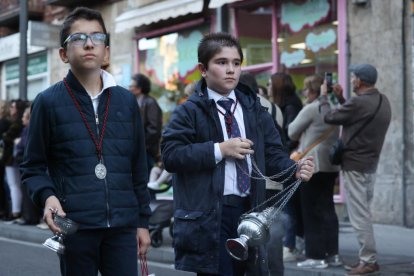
[21,7,151,276]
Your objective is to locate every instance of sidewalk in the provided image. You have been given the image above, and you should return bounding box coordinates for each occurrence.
[0,221,413,276]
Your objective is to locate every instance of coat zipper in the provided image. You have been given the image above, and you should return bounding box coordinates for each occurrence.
[95,113,111,228]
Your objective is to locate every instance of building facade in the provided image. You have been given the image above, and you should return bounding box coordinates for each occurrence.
[114,0,414,228]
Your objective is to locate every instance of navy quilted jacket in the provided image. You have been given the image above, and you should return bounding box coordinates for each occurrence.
[161,79,296,274]
[21,70,151,229]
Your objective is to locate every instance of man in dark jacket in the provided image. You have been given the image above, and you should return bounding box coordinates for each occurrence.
[161,32,314,276]
[130,73,163,173]
[319,64,391,276]
[20,7,151,276]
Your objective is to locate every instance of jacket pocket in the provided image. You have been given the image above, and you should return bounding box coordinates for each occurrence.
[173,209,216,254]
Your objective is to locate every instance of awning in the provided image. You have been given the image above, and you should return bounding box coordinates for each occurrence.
[115,0,204,33]
[208,0,243,9]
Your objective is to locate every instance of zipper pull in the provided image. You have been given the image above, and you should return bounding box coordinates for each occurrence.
[95,114,99,125]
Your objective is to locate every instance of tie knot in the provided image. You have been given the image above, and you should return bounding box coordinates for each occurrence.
[217,98,234,113]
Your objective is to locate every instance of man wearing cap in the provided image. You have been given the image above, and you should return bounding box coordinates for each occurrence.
[319,64,391,275]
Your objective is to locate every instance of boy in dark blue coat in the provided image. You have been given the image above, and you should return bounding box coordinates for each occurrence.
[161,33,314,276]
[21,7,151,276]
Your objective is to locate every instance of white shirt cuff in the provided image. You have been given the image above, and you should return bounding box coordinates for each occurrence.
[214,143,223,163]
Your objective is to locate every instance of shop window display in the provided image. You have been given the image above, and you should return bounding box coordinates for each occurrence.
[277,0,338,88]
[234,0,338,91]
[138,25,209,123]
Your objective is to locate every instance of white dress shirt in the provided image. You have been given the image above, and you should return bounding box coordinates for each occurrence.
[87,69,117,114]
[207,88,252,196]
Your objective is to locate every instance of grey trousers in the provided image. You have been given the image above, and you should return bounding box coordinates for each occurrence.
[343,170,377,263]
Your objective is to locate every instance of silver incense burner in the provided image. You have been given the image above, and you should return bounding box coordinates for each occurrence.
[43,214,79,255]
[226,207,275,261]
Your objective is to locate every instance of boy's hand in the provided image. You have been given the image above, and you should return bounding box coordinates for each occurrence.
[44,196,65,234]
[295,156,314,182]
[137,228,151,256]
[219,137,254,159]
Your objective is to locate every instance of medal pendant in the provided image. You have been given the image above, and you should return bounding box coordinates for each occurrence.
[95,163,107,179]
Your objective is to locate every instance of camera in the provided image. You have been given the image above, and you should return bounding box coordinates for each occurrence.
[324,72,333,93]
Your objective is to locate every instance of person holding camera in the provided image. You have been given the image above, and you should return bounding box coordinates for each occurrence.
[288,74,340,269]
[319,64,391,276]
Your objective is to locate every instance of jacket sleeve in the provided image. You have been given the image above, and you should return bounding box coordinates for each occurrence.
[288,105,313,141]
[320,95,358,126]
[161,103,217,173]
[20,93,56,208]
[131,99,152,228]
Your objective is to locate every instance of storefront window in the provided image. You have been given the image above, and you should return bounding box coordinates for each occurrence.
[277,0,338,90]
[235,5,273,67]
[138,25,209,121]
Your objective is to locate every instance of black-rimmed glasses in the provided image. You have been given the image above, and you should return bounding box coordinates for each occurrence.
[63,33,107,47]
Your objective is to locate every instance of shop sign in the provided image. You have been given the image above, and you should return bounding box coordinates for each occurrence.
[0,33,45,62]
[29,21,60,48]
[5,52,47,81]
[281,0,330,33]
[305,29,337,52]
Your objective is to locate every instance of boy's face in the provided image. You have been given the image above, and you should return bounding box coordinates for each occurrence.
[198,46,241,95]
[59,19,109,73]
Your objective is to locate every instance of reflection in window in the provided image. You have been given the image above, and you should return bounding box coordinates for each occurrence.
[277,0,338,89]
[138,25,208,123]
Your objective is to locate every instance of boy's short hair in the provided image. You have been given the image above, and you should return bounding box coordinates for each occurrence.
[198,32,243,69]
[60,7,107,48]
[132,73,151,95]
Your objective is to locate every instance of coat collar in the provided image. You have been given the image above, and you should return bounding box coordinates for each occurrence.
[64,69,116,96]
[189,78,259,113]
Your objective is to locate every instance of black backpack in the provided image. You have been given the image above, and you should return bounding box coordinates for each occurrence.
[270,103,288,150]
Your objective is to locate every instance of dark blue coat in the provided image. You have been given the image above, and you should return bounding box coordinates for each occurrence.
[21,70,151,229]
[161,79,296,274]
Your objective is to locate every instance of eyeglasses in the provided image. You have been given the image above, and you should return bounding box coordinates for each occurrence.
[63,33,107,47]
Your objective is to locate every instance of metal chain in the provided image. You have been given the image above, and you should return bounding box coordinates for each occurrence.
[232,153,303,218]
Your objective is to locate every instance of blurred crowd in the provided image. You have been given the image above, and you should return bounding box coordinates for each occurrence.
[0,99,46,229]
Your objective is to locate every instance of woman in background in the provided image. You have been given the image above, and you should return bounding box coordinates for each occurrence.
[3,99,28,222]
[269,72,303,262]
[288,74,341,268]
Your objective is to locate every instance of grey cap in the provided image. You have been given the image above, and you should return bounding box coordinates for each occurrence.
[349,63,377,85]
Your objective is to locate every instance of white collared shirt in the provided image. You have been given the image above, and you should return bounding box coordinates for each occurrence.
[208,88,252,196]
[87,69,117,113]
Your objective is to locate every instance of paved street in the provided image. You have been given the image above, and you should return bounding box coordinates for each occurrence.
[0,236,193,276]
[0,221,413,276]
[0,238,60,276]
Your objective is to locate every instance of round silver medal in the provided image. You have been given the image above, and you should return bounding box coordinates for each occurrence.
[95,163,107,179]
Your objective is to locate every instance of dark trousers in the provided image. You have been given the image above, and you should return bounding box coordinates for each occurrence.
[300,172,339,259]
[59,227,138,276]
[198,195,249,276]
[283,185,303,249]
[0,164,9,217]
